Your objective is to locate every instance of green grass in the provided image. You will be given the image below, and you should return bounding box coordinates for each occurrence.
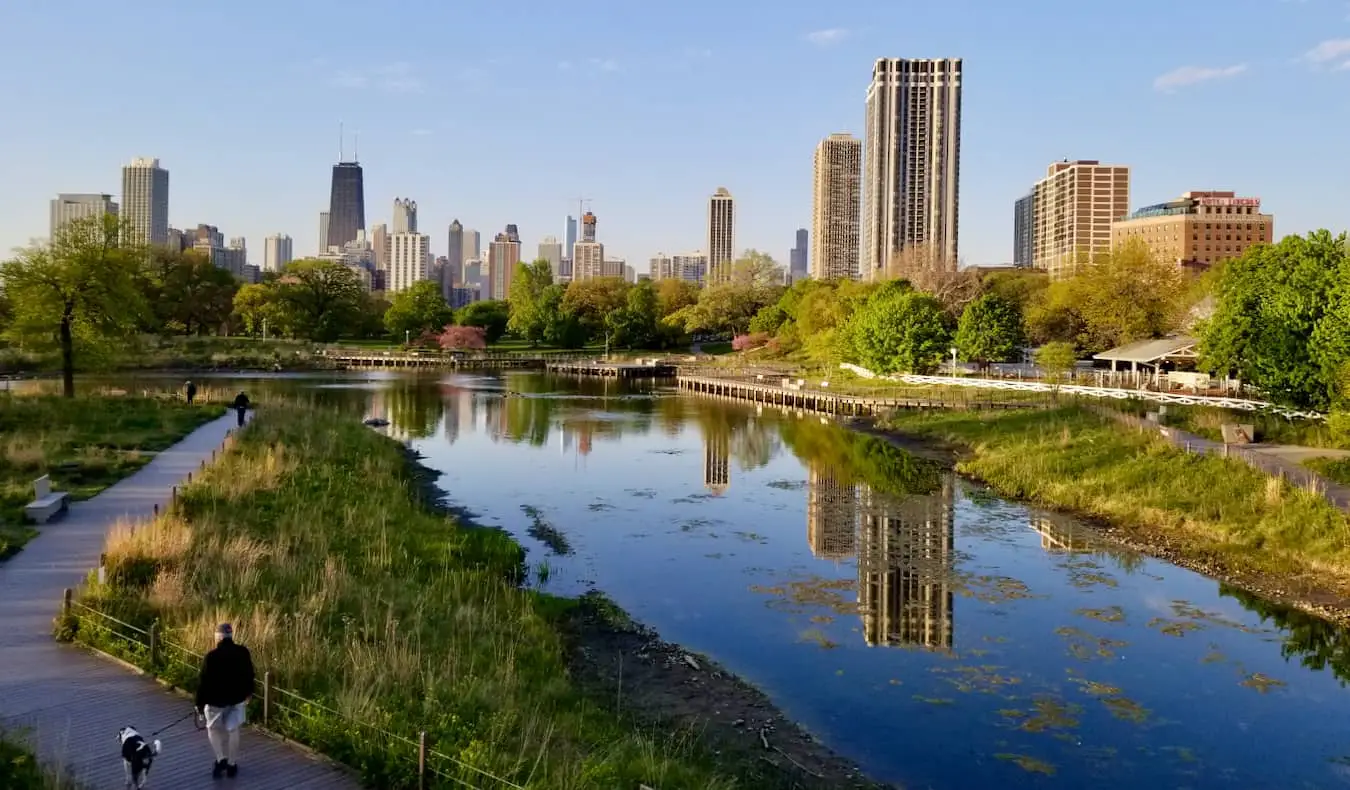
[0,730,78,789]
[1306,457,1350,487]
[879,406,1350,594]
[62,406,832,789]
[699,341,733,356]
[0,394,224,561]
[1149,403,1347,449]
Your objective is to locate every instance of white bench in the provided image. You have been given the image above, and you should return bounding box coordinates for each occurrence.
[25,475,70,524]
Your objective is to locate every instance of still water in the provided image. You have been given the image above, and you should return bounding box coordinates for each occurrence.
[73,372,1350,788]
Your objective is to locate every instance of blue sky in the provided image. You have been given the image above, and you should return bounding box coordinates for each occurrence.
[1,0,1347,269]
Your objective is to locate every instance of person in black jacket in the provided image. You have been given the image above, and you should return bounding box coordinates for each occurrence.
[231,391,250,428]
[185,380,197,405]
[195,623,255,779]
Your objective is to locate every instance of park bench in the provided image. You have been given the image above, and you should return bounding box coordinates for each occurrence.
[25,475,69,524]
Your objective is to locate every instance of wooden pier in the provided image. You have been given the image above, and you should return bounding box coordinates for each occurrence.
[545,360,678,378]
[675,374,1031,416]
[326,352,549,370]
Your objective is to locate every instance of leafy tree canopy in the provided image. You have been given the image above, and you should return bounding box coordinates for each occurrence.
[385,280,454,341]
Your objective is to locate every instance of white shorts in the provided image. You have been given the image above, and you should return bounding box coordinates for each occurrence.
[203,703,246,732]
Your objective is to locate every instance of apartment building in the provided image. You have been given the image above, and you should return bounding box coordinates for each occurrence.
[1030,160,1130,279]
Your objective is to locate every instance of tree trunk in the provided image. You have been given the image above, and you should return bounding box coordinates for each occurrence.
[59,316,75,398]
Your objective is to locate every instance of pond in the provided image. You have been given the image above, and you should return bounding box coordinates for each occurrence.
[58,370,1350,788]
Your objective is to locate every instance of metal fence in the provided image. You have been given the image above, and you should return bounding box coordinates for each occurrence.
[60,594,525,790]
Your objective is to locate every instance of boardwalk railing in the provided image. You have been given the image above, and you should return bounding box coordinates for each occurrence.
[60,595,523,788]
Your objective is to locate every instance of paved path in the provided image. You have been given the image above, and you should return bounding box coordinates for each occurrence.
[0,413,360,789]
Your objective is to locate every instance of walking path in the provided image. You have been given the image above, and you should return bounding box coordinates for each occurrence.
[0,414,360,789]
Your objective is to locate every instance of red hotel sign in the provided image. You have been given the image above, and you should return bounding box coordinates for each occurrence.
[1197,197,1260,207]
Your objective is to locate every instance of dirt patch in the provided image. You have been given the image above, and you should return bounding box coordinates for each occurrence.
[562,594,893,789]
[855,419,1350,628]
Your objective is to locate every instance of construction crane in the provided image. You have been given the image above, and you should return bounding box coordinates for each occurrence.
[573,197,593,217]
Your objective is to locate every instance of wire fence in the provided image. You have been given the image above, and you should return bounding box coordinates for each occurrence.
[61,593,526,790]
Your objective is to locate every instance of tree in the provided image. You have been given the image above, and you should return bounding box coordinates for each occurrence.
[538,285,587,348]
[1201,230,1349,409]
[562,278,630,339]
[955,293,1025,372]
[1064,239,1187,353]
[276,259,365,342]
[507,259,555,345]
[385,280,454,342]
[456,300,510,343]
[1035,341,1078,383]
[439,325,487,350]
[728,249,784,289]
[885,243,980,317]
[655,278,700,318]
[232,283,288,337]
[606,280,660,349]
[844,290,951,375]
[0,214,147,397]
[143,247,238,335]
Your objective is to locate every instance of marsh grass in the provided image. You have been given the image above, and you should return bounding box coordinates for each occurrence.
[1306,457,1350,488]
[0,729,80,790]
[1157,404,1346,449]
[67,406,790,789]
[880,406,1350,592]
[0,394,223,560]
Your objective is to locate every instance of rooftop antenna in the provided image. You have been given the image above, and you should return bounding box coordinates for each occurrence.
[339,121,344,161]
[353,130,359,162]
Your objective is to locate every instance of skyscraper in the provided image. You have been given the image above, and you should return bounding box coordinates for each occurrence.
[326,160,366,250]
[789,228,808,281]
[538,236,563,279]
[488,231,521,300]
[371,223,390,272]
[505,224,521,244]
[121,157,169,246]
[862,58,963,279]
[264,234,293,272]
[573,213,604,280]
[461,228,480,263]
[393,198,417,233]
[389,232,430,293]
[581,212,597,243]
[1030,160,1130,279]
[1013,193,1035,268]
[564,215,578,253]
[446,220,464,300]
[50,194,118,239]
[812,133,863,281]
[706,187,735,284]
[318,211,330,253]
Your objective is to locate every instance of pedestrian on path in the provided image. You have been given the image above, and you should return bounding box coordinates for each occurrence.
[231,391,251,428]
[195,623,256,779]
[185,380,197,404]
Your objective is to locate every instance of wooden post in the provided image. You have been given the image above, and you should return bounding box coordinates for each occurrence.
[171,486,177,504]
[153,502,159,516]
[149,621,159,666]
[186,472,192,484]
[98,553,107,585]
[263,671,271,726]
[418,731,428,789]
[63,587,72,614]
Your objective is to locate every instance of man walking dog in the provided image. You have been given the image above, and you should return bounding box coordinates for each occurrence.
[195,623,256,779]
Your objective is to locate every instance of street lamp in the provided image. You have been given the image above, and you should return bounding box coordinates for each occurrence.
[950,347,958,377]
[404,329,410,347]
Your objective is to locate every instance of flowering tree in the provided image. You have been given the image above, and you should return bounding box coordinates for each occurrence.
[732,332,770,351]
[438,324,486,350]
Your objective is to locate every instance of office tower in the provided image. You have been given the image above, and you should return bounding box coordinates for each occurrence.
[862,58,963,279]
[581,211,597,243]
[49,193,118,239]
[487,231,521,300]
[807,464,858,559]
[789,228,809,281]
[464,260,483,290]
[650,253,675,280]
[326,159,366,250]
[446,220,464,300]
[166,227,189,253]
[393,198,417,233]
[389,232,430,293]
[1111,191,1273,271]
[706,187,735,284]
[623,263,635,283]
[812,132,863,280]
[538,236,563,279]
[121,157,169,246]
[703,429,730,494]
[318,211,330,253]
[462,228,480,262]
[672,252,708,285]
[602,258,625,278]
[505,224,520,244]
[371,223,389,271]
[1013,193,1034,268]
[222,237,248,278]
[1030,160,1130,279]
[264,234,293,272]
[564,215,578,253]
[573,212,604,280]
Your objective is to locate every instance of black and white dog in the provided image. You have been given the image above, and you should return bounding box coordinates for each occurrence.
[117,726,161,789]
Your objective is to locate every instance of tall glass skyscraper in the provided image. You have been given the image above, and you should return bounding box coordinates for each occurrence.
[326,161,365,250]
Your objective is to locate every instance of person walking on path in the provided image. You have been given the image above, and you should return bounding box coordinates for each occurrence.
[185,380,198,404]
[195,623,256,779]
[231,391,250,428]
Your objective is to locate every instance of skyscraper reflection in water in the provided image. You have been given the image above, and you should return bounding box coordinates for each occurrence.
[806,463,955,650]
[703,429,730,494]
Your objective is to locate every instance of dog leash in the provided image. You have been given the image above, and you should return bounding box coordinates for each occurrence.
[150,709,202,738]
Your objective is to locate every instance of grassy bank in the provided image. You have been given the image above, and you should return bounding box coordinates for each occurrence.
[61,406,850,789]
[1306,457,1350,487]
[0,394,223,560]
[0,732,75,790]
[876,406,1350,599]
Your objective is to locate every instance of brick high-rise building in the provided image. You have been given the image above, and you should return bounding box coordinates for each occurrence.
[812,133,862,281]
[1030,160,1130,279]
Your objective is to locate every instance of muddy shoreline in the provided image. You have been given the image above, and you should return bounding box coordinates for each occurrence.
[847,417,1350,628]
[399,445,891,789]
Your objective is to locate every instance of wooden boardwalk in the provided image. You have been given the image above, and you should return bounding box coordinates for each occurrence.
[676,373,1032,416]
[0,414,360,789]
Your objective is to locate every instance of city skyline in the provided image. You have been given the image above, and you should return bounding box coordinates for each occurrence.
[3,1,1347,269]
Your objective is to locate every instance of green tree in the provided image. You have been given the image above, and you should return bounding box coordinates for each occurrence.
[538,285,587,348]
[0,214,147,397]
[1201,230,1348,409]
[506,259,555,345]
[844,290,951,375]
[1067,239,1187,353]
[655,278,700,318]
[562,278,630,340]
[456,300,510,343]
[955,293,1025,372]
[1035,341,1078,390]
[143,247,239,335]
[606,280,660,349]
[276,259,365,342]
[232,282,288,337]
[385,280,454,342]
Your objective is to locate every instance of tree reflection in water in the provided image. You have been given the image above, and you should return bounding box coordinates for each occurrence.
[1221,583,1350,686]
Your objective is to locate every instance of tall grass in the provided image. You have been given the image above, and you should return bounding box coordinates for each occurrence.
[880,407,1350,593]
[0,730,80,790]
[0,394,223,560]
[66,406,803,789]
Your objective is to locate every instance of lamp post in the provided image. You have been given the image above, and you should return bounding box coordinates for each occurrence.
[405,329,410,347]
[950,347,958,377]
